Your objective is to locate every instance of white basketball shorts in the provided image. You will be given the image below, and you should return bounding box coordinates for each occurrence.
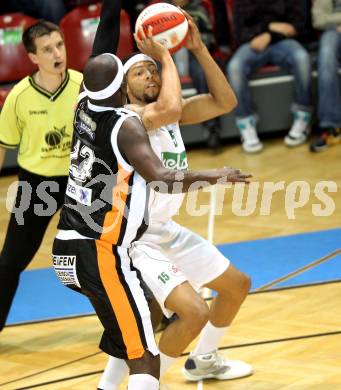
[130,220,230,318]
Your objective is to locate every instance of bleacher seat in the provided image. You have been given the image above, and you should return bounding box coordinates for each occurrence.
[0,88,11,109]
[60,3,134,71]
[64,0,98,8]
[0,13,37,83]
[224,0,235,48]
[147,0,215,28]
[0,13,38,110]
[201,0,216,31]
[147,0,162,5]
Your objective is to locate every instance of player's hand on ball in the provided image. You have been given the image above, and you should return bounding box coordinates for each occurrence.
[181,9,204,52]
[216,167,252,184]
[134,26,169,61]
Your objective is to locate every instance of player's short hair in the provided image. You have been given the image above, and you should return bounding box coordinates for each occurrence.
[22,21,64,54]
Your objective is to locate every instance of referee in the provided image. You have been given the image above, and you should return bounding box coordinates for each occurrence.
[0,21,82,330]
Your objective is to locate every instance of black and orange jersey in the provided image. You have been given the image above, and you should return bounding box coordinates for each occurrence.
[58,95,149,247]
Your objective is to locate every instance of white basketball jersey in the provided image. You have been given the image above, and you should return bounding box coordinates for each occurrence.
[148,122,188,222]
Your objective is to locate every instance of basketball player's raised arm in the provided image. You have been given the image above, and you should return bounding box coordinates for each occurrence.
[180,12,237,126]
[91,0,122,57]
[118,117,251,193]
[129,27,182,131]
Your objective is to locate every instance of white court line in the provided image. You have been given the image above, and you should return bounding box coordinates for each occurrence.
[0,181,18,206]
[201,185,217,299]
[207,185,216,244]
[198,187,216,389]
[0,195,15,211]
[197,186,216,389]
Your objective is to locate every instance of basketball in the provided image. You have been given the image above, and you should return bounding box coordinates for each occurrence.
[135,3,189,53]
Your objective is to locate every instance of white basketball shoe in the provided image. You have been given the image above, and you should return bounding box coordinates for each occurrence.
[183,350,253,381]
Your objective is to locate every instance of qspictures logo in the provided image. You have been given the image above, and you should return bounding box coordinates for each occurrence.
[5,168,339,228]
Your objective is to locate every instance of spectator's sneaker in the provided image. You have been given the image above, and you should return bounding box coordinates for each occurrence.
[237,116,263,153]
[310,127,341,152]
[207,130,222,149]
[284,110,311,147]
[183,351,253,381]
[204,119,222,150]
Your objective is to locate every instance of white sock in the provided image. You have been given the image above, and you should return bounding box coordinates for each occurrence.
[160,352,177,377]
[127,374,159,390]
[192,321,229,356]
[98,356,128,390]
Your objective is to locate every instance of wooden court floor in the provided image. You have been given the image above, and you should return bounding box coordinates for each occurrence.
[0,139,341,389]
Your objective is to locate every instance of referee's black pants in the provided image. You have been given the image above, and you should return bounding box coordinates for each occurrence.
[0,168,67,330]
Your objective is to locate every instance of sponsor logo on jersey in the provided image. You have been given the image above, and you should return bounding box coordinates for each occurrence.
[44,125,69,146]
[53,255,76,267]
[161,150,188,170]
[29,109,48,115]
[52,255,81,288]
[76,109,97,140]
[168,263,181,276]
[165,125,178,147]
[41,125,71,158]
[66,177,92,206]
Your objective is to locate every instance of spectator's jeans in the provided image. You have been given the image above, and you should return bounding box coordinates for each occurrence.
[11,0,66,24]
[317,29,341,128]
[227,39,312,118]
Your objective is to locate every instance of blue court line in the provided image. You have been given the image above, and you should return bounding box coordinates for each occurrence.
[6,227,341,325]
[217,228,341,289]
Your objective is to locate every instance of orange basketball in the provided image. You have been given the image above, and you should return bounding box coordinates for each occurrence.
[135,3,189,53]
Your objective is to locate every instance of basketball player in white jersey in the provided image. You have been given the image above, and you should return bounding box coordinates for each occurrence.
[97,13,253,390]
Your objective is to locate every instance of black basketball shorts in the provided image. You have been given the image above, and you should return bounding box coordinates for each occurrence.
[52,236,158,359]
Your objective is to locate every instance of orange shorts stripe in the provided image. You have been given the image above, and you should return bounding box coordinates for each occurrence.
[100,164,132,243]
[95,240,145,359]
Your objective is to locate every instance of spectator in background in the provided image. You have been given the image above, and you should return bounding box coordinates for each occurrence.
[310,0,341,152]
[172,0,222,148]
[227,0,312,153]
[7,0,66,24]
[0,21,82,331]
[123,1,148,29]
[212,0,230,50]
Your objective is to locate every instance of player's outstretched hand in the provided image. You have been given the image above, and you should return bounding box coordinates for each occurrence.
[180,9,205,53]
[215,167,252,184]
[134,26,169,61]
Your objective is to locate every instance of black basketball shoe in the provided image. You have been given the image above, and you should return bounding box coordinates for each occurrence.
[310,127,341,152]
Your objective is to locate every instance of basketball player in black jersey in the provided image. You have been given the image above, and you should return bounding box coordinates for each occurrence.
[98,13,253,388]
[52,1,251,389]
